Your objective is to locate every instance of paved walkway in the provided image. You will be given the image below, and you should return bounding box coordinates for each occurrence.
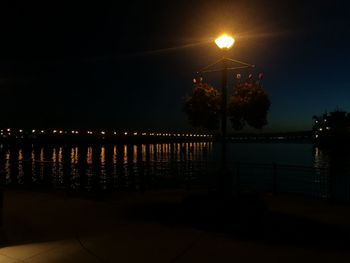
[1,190,350,262]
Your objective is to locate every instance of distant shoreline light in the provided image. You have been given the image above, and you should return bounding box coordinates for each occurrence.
[0,128,213,139]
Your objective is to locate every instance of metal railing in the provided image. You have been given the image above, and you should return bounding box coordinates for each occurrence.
[229,162,329,199]
[0,160,330,199]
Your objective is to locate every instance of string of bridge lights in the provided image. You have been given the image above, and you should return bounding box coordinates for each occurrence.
[0,128,213,138]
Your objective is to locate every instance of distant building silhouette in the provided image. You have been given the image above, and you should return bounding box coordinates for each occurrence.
[312,109,350,145]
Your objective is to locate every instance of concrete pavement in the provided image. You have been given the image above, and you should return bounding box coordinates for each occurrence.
[1,190,350,262]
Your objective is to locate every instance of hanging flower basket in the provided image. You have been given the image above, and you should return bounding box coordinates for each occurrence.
[228,82,270,130]
[184,82,221,130]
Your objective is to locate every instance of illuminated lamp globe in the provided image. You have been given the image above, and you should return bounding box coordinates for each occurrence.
[215,34,235,49]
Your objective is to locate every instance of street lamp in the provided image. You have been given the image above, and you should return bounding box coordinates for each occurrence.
[195,33,254,195]
[215,34,235,50]
[216,34,234,194]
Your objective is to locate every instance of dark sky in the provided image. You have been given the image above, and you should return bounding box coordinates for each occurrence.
[0,0,349,132]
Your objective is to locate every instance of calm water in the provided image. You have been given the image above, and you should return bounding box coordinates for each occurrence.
[0,142,213,193]
[213,143,315,166]
[0,142,348,200]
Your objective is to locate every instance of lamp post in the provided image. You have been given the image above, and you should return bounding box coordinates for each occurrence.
[215,34,235,194]
[196,34,254,195]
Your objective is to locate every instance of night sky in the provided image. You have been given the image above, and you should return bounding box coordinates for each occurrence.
[0,0,349,132]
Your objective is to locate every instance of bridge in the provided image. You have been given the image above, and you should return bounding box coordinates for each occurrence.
[0,128,213,143]
[225,131,312,142]
[0,128,312,143]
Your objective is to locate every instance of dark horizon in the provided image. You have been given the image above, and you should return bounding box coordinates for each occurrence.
[0,0,349,132]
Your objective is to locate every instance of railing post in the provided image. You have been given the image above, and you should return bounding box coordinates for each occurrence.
[328,165,334,204]
[236,161,240,195]
[0,187,3,227]
[272,163,277,195]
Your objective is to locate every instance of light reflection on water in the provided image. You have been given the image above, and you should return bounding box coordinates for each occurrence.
[313,147,330,170]
[3,142,350,200]
[0,142,213,193]
[313,146,350,201]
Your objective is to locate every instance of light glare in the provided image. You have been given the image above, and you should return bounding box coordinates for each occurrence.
[215,34,235,49]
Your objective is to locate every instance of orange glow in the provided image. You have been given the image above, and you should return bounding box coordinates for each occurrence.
[87,147,92,164]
